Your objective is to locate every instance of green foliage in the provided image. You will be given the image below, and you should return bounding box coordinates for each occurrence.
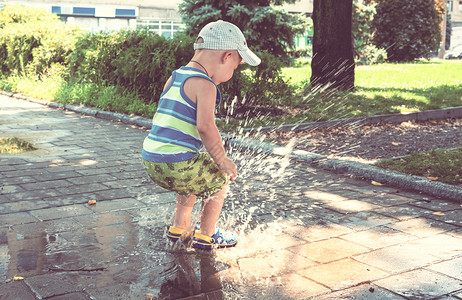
[0,4,82,75]
[0,137,37,154]
[356,44,388,65]
[178,0,306,115]
[219,51,296,117]
[178,0,309,59]
[54,81,156,118]
[68,29,194,104]
[352,1,387,64]
[372,0,445,62]
[377,148,462,184]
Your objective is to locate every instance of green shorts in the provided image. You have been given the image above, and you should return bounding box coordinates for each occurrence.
[142,153,229,198]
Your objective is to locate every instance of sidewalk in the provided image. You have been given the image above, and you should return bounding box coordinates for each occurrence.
[1,94,462,300]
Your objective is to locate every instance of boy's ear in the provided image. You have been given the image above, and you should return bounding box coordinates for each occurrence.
[222,51,233,64]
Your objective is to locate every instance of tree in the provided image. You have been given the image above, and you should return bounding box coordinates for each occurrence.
[178,0,308,59]
[372,0,445,62]
[310,0,355,91]
[178,0,310,115]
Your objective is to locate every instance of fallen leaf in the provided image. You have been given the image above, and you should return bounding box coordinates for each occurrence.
[391,142,400,146]
[13,276,24,281]
[88,200,97,205]
[432,212,445,216]
[371,181,384,186]
[427,177,438,181]
[82,154,91,157]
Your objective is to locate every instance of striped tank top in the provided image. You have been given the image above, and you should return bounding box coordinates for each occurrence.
[141,66,221,163]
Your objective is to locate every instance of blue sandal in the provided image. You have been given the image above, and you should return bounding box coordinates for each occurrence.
[167,224,200,242]
[192,228,238,250]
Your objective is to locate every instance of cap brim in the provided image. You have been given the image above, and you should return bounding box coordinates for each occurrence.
[238,49,261,66]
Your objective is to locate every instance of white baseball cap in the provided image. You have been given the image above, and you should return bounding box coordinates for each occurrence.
[194,20,261,66]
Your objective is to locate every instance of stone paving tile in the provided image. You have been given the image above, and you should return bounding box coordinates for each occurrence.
[73,210,134,229]
[12,218,83,235]
[19,179,75,191]
[326,211,398,231]
[0,281,37,300]
[280,220,353,242]
[85,198,146,213]
[288,238,370,263]
[314,283,407,299]
[427,256,462,281]
[341,226,417,250]
[24,273,83,299]
[425,209,462,228]
[0,175,38,185]
[406,233,462,260]
[93,188,139,201]
[272,273,331,299]
[387,217,461,238]
[31,205,94,221]
[47,292,91,300]
[0,212,38,227]
[321,199,384,214]
[301,190,361,202]
[374,204,434,221]
[374,269,462,299]
[408,200,462,212]
[0,199,51,215]
[31,170,82,181]
[357,192,418,207]
[57,182,111,195]
[354,241,441,274]
[6,188,63,201]
[297,258,390,291]
[41,193,101,206]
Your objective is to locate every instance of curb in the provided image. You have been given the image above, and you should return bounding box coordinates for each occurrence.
[222,134,462,203]
[3,90,461,202]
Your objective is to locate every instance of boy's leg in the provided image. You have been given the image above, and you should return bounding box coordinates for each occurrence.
[173,194,196,230]
[199,186,228,237]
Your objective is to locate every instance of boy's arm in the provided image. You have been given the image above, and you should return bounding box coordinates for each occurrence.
[193,79,237,182]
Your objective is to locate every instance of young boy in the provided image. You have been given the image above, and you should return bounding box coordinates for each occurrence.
[142,20,261,250]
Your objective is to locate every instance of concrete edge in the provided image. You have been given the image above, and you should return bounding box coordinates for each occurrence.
[223,134,462,203]
[3,90,461,202]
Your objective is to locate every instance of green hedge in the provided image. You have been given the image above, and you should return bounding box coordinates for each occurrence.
[68,29,195,105]
[0,4,296,117]
[0,4,82,75]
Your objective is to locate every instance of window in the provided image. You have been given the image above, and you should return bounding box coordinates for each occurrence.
[136,20,184,39]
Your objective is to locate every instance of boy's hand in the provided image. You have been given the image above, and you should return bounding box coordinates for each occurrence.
[218,157,238,183]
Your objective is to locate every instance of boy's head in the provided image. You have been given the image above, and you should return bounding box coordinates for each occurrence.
[194,20,261,66]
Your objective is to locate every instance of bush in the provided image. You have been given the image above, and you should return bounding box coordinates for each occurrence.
[68,29,194,104]
[372,0,445,62]
[356,44,388,65]
[0,4,82,75]
[218,51,296,118]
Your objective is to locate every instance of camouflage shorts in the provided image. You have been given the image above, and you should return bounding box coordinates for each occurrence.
[142,153,229,198]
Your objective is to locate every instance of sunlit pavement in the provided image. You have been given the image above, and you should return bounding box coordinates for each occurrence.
[1,94,462,300]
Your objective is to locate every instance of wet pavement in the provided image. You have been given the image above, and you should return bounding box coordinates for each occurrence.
[1,94,462,300]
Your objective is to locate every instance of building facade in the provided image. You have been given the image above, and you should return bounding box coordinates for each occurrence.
[2,0,460,50]
[1,0,312,37]
[448,0,462,50]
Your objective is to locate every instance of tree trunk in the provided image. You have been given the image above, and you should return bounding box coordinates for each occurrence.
[438,1,447,59]
[310,0,355,91]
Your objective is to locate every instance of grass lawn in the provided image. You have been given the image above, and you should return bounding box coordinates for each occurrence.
[377,148,462,185]
[0,137,36,154]
[216,60,462,130]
